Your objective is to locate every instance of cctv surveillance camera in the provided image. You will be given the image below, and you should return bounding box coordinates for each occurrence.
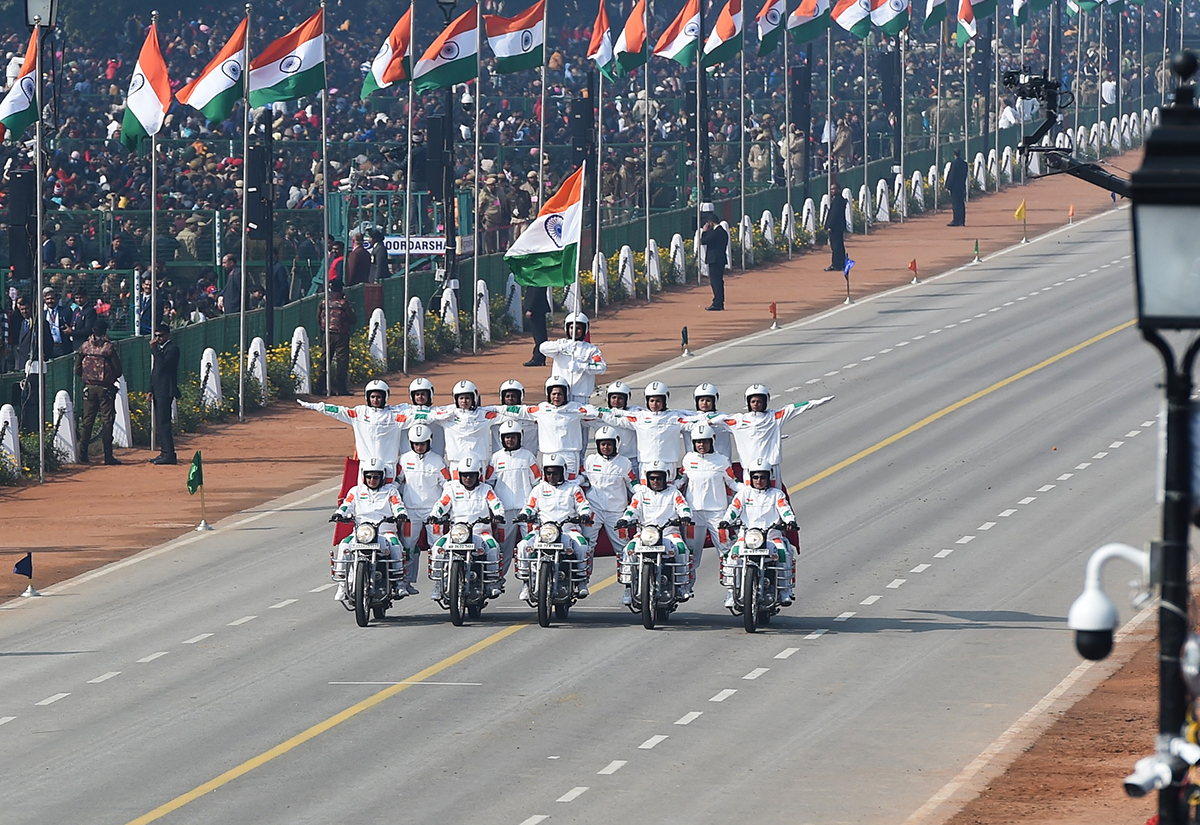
[1124,755,1173,798]
[1067,586,1119,660]
[1074,629,1115,661]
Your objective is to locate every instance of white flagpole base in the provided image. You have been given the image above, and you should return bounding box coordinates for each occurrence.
[911,276,920,285]
[681,348,693,358]
[195,520,214,532]
[21,585,41,597]
[1020,236,1028,244]
[769,320,780,330]
[843,296,853,305]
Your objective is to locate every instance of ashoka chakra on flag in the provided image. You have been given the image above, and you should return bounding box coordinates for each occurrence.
[544,214,564,248]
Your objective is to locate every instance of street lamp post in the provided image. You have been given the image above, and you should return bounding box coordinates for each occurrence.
[1128,51,1200,825]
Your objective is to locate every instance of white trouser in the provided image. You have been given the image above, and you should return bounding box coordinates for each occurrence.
[497,509,522,576]
[398,516,439,583]
[683,508,729,573]
[516,528,590,581]
[582,508,629,568]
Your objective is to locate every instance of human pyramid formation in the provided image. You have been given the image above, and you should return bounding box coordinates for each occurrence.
[299,314,832,611]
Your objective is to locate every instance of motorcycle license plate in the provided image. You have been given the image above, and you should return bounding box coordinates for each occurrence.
[740,547,771,556]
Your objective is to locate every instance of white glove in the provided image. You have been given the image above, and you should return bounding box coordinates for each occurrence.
[297,399,322,410]
[811,396,834,408]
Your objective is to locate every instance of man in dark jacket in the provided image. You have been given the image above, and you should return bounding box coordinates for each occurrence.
[946,148,969,227]
[149,322,181,465]
[522,286,550,367]
[75,318,123,465]
[345,232,371,286]
[824,181,847,272]
[700,211,729,311]
[317,279,357,396]
[367,228,390,282]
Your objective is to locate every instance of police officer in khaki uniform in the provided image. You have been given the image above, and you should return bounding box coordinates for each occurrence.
[75,318,124,465]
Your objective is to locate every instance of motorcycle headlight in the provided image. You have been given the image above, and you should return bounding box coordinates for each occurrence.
[538,523,561,543]
[744,528,766,550]
[355,524,377,544]
[639,526,661,546]
[449,523,471,544]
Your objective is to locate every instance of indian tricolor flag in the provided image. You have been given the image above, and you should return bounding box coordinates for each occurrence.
[654,0,702,66]
[614,0,648,74]
[1065,0,1099,12]
[701,0,743,68]
[0,30,37,143]
[176,17,246,123]
[955,0,976,45]
[120,24,172,151]
[833,0,872,37]
[972,0,997,18]
[248,9,325,107]
[1013,0,1028,24]
[505,163,586,287]
[756,0,786,56]
[362,8,412,99]
[790,0,832,43]
[923,0,946,29]
[413,5,478,93]
[870,0,910,33]
[588,2,617,81]
[486,0,545,74]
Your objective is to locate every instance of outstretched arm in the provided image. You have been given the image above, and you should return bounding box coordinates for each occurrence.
[297,399,354,425]
[775,396,834,424]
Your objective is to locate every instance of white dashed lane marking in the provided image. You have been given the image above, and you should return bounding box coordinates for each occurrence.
[1126,431,1141,438]
[861,595,882,605]
[804,629,828,639]
[1093,452,1108,459]
[998,509,1016,517]
[269,599,298,609]
[956,536,975,544]
[35,693,70,706]
[137,652,168,663]
[775,647,800,659]
[639,735,669,749]
[598,760,626,775]
[182,633,213,645]
[519,816,549,825]
[88,671,121,684]
[978,522,996,531]
[710,689,737,702]
[1037,484,1055,492]
[934,549,954,558]
[557,787,589,803]
[675,712,703,725]
[834,612,856,622]
[743,668,770,680]
[1076,463,1091,470]
[310,583,336,593]
[1109,441,1124,449]
[1018,497,1036,505]
[886,579,906,589]
[1057,474,1073,481]
[228,616,257,626]
[0,716,14,726]
[911,564,930,573]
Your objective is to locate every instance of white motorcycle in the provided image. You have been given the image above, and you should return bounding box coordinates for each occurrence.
[617,517,690,630]
[432,516,503,626]
[721,520,796,633]
[516,515,591,627]
[331,515,404,627]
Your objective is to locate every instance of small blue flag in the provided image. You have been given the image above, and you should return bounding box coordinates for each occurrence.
[843,259,855,280]
[1111,191,1117,203]
[13,552,31,579]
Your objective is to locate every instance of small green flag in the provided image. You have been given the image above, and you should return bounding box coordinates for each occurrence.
[187,450,204,495]
[974,239,980,257]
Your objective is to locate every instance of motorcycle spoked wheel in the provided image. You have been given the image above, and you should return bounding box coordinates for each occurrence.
[758,567,776,627]
[448,559,467,626]
[554,564,571,621]
[354,561,370,628]
[537,558,554,628]
[743,564,760,633]
[640,561,657,630]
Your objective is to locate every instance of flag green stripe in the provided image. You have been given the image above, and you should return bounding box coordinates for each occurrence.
[665,40,699,66]
[120,106,150,150]
[878,11,909,34]
[923,4,946,28]
[702,32,742,68]
[199,83,242,123]
[361,71,382,100]
[249,62,326,107]
[1,101,37,140]
[413,56,478,93]
[615,47,648,73]
[494,46,544,74]
[507,244,579,287]
[973,0,997,16]
[793,13,832,42]
[597,59,619,81]
[758,26,782,56]
[849,16,871,37]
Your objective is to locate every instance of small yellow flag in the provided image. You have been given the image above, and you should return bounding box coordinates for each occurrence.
[1014,200,1026,221]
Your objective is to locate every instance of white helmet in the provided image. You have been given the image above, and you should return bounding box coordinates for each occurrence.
[365,379,390,404]
[456,456,482,476]
[643,458,671,477]
[564,311,589,331]
[542,453,568,480]
[545,374,571,397]
[690,423,716,442]
[361,455,391,481]
[498,420,523,446]
[644,381,670,400]
[408,423,432,443]
[693,382,719,402]
[744,383,771,408]
[745,456,774,478]
[452,379,479,405]
[595,425,621,445]
[606,380,632,400]
[499,379,525,401]
[409,377,434,402]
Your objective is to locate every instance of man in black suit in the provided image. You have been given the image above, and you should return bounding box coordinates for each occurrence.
[824,182,847,272]
[946,148,969,227]
[522,286,550,367]
[700,211,729,311]
[148,323,181,465]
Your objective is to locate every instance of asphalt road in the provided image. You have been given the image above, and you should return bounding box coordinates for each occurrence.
[0,208,1163,825]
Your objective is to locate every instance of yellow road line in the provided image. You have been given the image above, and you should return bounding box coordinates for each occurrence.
[789,320,1136,494]
[125,574,618,825]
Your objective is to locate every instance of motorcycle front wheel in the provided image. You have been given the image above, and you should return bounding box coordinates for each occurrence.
[641,561,657,630]
[449,559,467,626]
[743,564,760,633]
[537,558,553,627]
[354,562,370,628]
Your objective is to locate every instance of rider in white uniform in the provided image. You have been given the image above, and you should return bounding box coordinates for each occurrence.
[397,377,446,456]
[329,457,408,601]
[718,458,799,608]
[513,453,595,600]
[298,379,409,477]
[600,381,697,478]
[396,423,450,593]
[538,312,607,404]
[703,384,832,483]
[493,379,538,455]
[428,456,507,600]
[487,420,542,576]
[415,380,503,468]
[580,426,637,560]
[692,382,734,459]
[499,374,603,477]
[678,423,738,576]
[615,459,694,604]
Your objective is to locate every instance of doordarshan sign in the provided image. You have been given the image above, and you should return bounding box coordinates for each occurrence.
[380,236,447,256]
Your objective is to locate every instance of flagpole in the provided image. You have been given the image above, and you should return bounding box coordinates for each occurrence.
[862,33,869,235]
[321,1,331,396]
[934,23,942,210]
[992,14,999,192]
[1139,2,1144,119]
[784,18,792,260]
[826,25,832,188]
[239,3,252,422]
[473,0,482,356]
[538,0,548,215]
[1096,6,1102,136]
[1074,8,1081,138]
[33,19,44,483]
[962,38,968,192]
[645,0,653,300]
[899,31,905,222]
[595,66,603,318]
[696,5,703,284]
[1162,0,1167,106]
[403,4,414,375]
[150,11,160,450]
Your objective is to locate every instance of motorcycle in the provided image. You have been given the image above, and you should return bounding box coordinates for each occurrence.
[619,518,689,630]
[516,515,590,627]
[331,515,404,627]
[432,516,503,626]
[722,520,795,633]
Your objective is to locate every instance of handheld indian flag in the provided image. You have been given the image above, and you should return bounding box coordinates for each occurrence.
[485,0,545,75]
[413,5,479,93]
[505,163,586,287]
[833,0,873,38]
[0,29,37,143]
[361,8,412,99]
[1013,0,1028,25]
[121,24,172,151]
[790,0,832,43]
[923,0,946,29]
[176,17,247,122]
[870,0,910,34]
[702,0,744,68]
[654,0,702,66]
[955,0,976,46]
[614,0,648,74]
[756,0,786,56]
[588,2,618,81]
[248,9,325,107]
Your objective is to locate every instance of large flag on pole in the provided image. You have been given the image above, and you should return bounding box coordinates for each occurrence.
[924,0,947,27]
[756,0,787,55]
[955,0,976,45]
[588,2,618,80]
[362,8,412,99]
[248,9,326,107]
[702,0,744,68]
[1013,0,1028,23]
[790,0,833,42]
[1066,0,1100,13]
[121,24,172,150]
[485,0,545,74]
[176,17,247,122]
[505,163,586,287]
[833,0,873,37]
[614,0,649,74]
[972,0,997,18]
[413,5,479,92]
[0,29,37,143]
[654,0,703,66]
[870,0,910,33]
